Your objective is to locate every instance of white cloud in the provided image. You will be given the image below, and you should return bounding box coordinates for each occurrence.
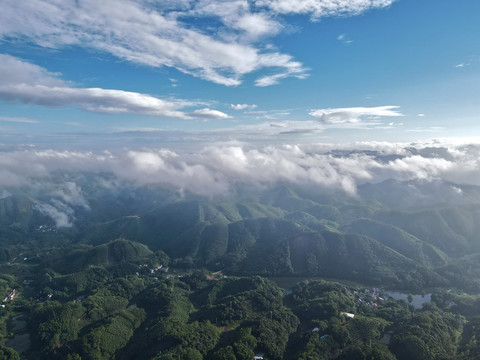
[0,116,39,124]
[235,13,282,37]
[35,203,73,228]
[309,106,403,124]
[255,53,309,86]
[0,0,307,86]
[256,0,396,18]
[451,185,463,195]
[255,73,288,87]
[52,182,90,209]
[337,34,353,44]
[0,54,228,119]
[231,104,258,110]
[454,55,478,69]
[227,120,324,136]
[406,127,445,133]
[382,155,453,181]
[192,1,283,38]
[191,108,232,119]
[251,111,291,120]
[4,86,192,118]
[0,0,396,88]
[2,139,480,200]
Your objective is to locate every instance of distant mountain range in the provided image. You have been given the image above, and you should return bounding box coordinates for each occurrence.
[2,178,480,291]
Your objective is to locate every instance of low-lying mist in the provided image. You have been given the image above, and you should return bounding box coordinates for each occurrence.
[2,138,480,227]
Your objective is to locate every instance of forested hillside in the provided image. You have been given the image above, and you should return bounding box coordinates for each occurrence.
[1,179,480,358]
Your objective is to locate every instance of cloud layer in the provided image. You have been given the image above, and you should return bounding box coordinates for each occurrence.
[257,0,395,18]
[231,104,258,110]
[0,0,395,86]
[309,106,403,124]
[0,54,230,119]
[1,139,480,201]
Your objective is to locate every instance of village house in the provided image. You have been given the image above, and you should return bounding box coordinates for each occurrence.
[341,312,355,319]
[2,289,17,302]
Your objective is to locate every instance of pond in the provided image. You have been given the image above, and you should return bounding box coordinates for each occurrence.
[385,291,431,309]
[266,276,432,310]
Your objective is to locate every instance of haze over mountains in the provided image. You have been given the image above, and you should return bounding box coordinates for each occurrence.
[2,139,480,292]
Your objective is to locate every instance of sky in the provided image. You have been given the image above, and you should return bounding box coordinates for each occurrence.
[0,0,478,148]
[1,0,480,224]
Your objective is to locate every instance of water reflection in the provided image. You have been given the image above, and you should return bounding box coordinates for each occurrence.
[385,291,431,309]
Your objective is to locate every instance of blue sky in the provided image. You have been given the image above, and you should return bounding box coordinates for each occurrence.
[0,0,479,147]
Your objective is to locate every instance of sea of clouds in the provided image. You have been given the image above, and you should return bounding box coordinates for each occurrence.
[3,138,479,227]
[1,138,479,196]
